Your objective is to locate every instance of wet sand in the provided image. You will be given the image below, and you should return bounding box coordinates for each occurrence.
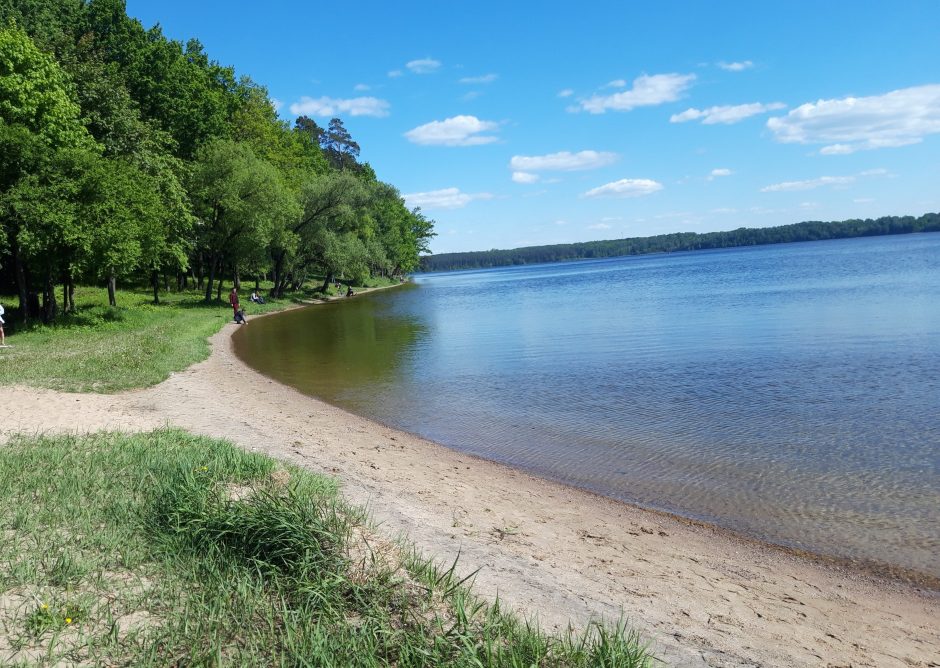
[5,299,939,667]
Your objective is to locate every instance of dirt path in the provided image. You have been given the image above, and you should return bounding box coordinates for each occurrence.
[6,314,939,667]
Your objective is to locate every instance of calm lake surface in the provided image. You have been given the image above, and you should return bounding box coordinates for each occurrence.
[234,234,940,580]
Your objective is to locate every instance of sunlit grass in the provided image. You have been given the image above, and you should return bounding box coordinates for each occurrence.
[0,275,399,393]
[0,430,653,666]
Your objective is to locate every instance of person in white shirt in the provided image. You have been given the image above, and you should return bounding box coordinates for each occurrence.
[0,302,5,346]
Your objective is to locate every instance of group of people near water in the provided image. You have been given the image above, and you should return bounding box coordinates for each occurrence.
[229,287,264,325]
[229,281,357,324]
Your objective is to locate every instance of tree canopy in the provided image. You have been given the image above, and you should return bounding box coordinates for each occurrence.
[0,1,434,320]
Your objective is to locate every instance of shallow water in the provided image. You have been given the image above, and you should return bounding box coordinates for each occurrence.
[234,234,940,579]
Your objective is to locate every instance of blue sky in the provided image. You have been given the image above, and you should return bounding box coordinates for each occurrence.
[125,1,940,254]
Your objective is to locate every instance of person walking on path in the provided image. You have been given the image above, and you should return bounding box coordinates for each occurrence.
[0,302,5,346]
[229,287,240,319]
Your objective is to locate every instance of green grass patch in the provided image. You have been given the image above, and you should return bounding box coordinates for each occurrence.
[0,278,386,393]
[0,430,652,666]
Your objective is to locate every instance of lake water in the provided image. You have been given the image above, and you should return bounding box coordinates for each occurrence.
[233,234,940,581]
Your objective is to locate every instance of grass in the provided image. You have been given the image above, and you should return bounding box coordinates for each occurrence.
[0,275,399,393]
[0,430,653,667]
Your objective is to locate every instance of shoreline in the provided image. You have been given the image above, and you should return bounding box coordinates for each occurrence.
[6,295,940,666]
[238,293,940,594]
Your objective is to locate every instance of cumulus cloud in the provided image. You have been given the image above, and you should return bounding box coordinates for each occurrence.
[766,84,940,153]
[509,150,617,172]
[718,60,754,71]
[403,187,493,210]
[288,96,390,117]
[512,171,540,184]
[583,178,664,198]
[558,88,574,98]
[707,168,733,180]
[671,102,786,125]
[760,176,855,192]
[578,73,695,114]
[459,73,498,84]
[406,58,441,74]
[404,115,499,146]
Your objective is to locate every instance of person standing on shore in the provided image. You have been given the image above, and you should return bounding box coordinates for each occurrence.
[0,302,5,346]
[229,287,240,319]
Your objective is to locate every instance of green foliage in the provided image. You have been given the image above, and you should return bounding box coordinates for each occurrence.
[421,213,940,272]
[0,24,92,150]
[0,3,433,321]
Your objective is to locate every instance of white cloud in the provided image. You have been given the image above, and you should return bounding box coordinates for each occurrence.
[605,79,627,88]
[860,168,888,176]
[406,58,441,74]
[766,84,940,153]
[509,150,617,172]
[271,98,283,112]
[819,144,854,155]
[671,102,786,125]
[583,178,664,198]
[760,175,855,192]
[711,207,737,214]
[288,96,390,118]
[578,73,695,114]
[404,115,499,146]
[353,83,370,92]
[461,91,482,102]
[403,187,493,210]
[588,223,612,230]
[708,168,733,180]
[387,69,403,78]
[558,88,574,98]
[718,60,754,72]
[459,73,497,84]
[512,171,540,184]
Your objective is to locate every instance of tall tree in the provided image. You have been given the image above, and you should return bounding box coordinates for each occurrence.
[188,139,297,301]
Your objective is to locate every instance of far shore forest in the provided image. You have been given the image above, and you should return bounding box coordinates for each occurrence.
[0,1,435,325]
[420,213,940,272]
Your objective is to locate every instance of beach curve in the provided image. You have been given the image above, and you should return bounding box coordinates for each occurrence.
[5,299,939,667]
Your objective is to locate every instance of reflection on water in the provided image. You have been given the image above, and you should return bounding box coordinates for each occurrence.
[234,234,940,580]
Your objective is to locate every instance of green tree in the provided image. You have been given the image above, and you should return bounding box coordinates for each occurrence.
[189,139,297,301]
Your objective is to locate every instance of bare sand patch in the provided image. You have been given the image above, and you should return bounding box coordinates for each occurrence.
[6,302,939,667]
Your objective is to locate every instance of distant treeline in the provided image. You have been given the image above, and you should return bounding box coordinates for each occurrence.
[419,213,940,272]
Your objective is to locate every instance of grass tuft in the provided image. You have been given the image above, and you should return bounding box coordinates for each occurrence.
[0,430,653,666]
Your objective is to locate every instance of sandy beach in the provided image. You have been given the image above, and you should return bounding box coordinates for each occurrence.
[5,302,939,667]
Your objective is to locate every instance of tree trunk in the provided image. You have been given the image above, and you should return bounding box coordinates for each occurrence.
[163,273,170,292]
[271,251,285,298]
[107,273,117,307]
[42,272,57,322]
[216,275,223,302]
[12,240,31,323]
[321,271,334,293]
[233,266,241,290]
[151,270,160,305]
[67,278,75,312]
[204,253,217,302]
[254,275,260,290]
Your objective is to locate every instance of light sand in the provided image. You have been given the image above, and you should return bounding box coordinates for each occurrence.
[5,302,939,667]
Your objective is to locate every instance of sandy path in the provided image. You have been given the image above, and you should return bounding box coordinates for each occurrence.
[5,310,939,667]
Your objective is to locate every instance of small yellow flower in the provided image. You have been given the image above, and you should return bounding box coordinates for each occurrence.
[65,617,72,624]
[201,466,208,471]
[41,603,48,610]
